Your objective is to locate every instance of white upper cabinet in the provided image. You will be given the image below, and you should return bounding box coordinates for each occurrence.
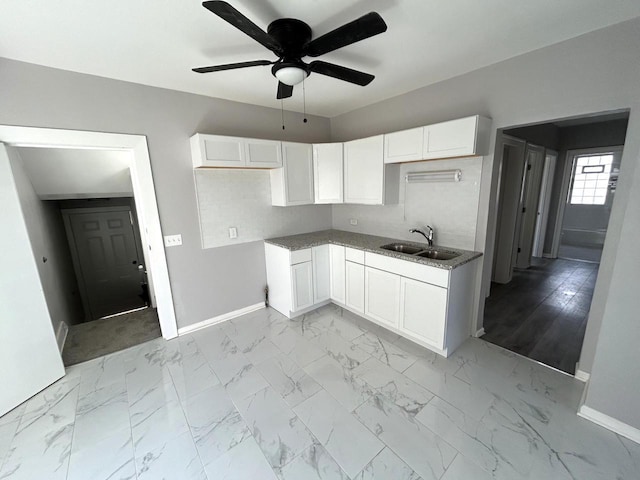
[245,138,283,168]
[423,115,491,160]
[191,133,282,168]
[384,127,424,164]
[313,143,343,204]
[271,142,314,206]
[344,135,399,205]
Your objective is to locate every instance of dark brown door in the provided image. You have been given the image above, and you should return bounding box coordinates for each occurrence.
[67,208,145,320]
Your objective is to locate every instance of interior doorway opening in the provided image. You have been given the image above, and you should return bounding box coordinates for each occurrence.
[483,111,629,375]
[0,125,177,403]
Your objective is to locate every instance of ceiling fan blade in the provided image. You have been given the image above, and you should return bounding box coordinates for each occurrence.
[305,12,387,57]
[202,1,282,53]
[277,82,293,99]
[192,60,273,73]
[308,61,374,86]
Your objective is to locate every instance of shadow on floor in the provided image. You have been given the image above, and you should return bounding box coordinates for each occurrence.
[482,257,598,374]
[62,307,161,366]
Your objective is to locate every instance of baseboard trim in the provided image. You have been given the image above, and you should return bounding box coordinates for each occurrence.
[474,328,485,338]
[578,405,640,444]
[56,322,69,352]
[575,369,590,382]
[177,303,265,335]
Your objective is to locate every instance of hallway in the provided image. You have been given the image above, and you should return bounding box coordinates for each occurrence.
[483,258,597,374]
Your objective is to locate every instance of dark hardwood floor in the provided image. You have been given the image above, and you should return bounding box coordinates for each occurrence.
[482,257,598,375]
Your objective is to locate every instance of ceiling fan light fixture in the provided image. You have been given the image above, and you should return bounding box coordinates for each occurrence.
[274,66,308,86]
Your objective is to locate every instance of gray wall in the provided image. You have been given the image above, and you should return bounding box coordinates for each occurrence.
[7,148,84,340]
[332,157,482,250]
[0,57,332,328]
[329,19,640,429]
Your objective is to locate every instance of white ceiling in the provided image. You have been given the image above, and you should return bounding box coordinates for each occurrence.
[2,1,639,117]
[17,147,133,199]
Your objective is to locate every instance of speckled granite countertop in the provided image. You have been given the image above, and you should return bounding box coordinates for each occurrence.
[265,229,482,270]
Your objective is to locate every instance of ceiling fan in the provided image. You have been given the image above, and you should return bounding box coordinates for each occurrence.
[193,1,388,99]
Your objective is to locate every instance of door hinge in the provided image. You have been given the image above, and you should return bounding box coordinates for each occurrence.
[517,247,522,253]
[527,164,532,171]
[522,207,526,213]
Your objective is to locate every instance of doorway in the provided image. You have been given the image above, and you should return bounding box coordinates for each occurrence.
[0,125,178,415]
[483,113,628,375]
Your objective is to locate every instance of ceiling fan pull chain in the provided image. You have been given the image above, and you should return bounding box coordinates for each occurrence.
[303,78,308,124]
[281,99,285,130]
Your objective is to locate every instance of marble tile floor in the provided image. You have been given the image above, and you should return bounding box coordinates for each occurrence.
[1,304,639,479]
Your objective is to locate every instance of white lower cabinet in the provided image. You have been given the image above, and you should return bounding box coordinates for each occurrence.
[312,245,330,304]
[399,277,447,349]
[291,262,313,311]
[329,245,346,304]
[365,267,401,327]
[345,261,365,313]
[266,241,478,356]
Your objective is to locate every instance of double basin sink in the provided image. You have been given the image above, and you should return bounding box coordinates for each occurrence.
[380,243,460,260]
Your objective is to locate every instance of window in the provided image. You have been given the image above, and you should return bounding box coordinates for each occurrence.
[569,154,613,205]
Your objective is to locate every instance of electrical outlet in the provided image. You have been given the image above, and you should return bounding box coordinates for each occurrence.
[349,218,358,226]
[229,227,238,239]
[164,234,182,247]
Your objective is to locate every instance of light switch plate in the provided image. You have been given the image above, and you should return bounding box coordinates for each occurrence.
[164,234,182,247]
[229,227,238,239]
[349,218,358,226]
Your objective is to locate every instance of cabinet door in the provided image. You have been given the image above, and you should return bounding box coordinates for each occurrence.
[291,262,313,312]
[399,277,447,348]
[282,142,314,205]
[245,139,282,168]
[384,127,424,164]
[345,261,365,313]
[365,267,401,327]
[344,135,384,204]
[423,116,477,159]
[313,143,343,204]
[312,245,330,304]
[329,244,346,304]
[195,134,246,167]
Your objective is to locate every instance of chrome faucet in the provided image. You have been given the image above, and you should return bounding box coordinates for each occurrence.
[410,225,434,247]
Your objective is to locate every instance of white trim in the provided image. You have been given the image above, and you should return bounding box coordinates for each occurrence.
[578,405,640,444]
[55,321,69,352]
[178,303,265,335]
[0,125,178,339]
[474,328,485,337]
[575,369,591,382]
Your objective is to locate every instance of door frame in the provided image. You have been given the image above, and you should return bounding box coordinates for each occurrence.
[491,133,527,285]
[550,145,624,258]
[0,125,178,339]
[532,149,557,258]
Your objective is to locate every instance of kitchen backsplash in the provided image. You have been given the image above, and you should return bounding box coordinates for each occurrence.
[331,157,482,250]
[195,168,331,248]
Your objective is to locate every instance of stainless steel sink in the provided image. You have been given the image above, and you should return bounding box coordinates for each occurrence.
[416,249,460,260]
[380,243,424,255]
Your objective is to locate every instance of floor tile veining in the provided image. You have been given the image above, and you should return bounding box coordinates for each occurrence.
[1,304,638,479]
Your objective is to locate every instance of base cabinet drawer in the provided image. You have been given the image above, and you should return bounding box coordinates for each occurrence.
[399,277,447,349]
[345,261,365,313]
[365,267,401,327]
